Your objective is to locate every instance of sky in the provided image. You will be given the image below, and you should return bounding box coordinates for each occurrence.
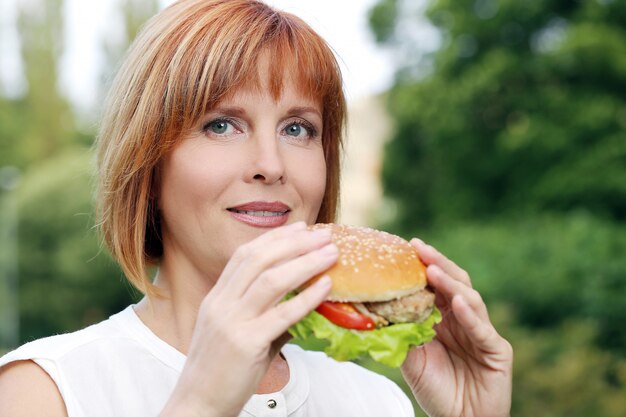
[0,0,399,112]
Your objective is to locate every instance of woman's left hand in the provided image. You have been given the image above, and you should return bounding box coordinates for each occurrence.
[401,239,513,417]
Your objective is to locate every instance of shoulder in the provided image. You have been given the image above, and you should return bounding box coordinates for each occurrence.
[0,308,132,417]
[0,360,68,417]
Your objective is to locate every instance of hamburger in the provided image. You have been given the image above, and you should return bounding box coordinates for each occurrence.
[288,224,441,368]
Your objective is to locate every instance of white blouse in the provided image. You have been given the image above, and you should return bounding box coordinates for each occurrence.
[0,305,415,417]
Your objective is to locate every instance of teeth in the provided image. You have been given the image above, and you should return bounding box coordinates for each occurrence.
[232,209,287,216]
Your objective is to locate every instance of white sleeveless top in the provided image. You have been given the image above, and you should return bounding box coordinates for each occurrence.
[0,306,414,417]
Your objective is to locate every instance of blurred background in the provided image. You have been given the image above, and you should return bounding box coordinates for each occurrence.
[1,0,626,416]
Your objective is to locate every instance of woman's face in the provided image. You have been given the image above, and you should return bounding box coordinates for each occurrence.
[157,72,327,280]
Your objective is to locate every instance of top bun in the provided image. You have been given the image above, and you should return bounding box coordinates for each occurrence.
[305,224,427,303]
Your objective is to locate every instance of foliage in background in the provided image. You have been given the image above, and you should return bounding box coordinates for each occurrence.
[427,213,626,352]
[1,0,625,416]
[0,0,76,169]
[509,319,626,417]
[369,0,626,348]
[370,0,626,229]
[16,149,137,340]
[369,0,626,415]
[0,0,157,346]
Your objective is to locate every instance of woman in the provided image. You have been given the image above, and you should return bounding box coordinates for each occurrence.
[0,0,513,416]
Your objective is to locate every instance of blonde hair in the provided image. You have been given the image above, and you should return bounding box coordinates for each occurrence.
[96,0,346,296]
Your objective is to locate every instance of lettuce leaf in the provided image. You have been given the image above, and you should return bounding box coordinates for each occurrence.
[288,307,442,368]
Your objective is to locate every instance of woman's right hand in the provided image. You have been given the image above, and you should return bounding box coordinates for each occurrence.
[160,221,337,417]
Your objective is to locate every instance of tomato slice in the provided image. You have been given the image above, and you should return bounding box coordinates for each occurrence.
[316,301,376,331]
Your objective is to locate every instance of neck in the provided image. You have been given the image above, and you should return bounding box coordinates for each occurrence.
[132,254,291,394]
[134,255,218,354]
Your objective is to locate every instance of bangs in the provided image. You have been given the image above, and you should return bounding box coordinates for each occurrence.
[160,0,343,133]
[219,28,338,108]
[96,0,346,297]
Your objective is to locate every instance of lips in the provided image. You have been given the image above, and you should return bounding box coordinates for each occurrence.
[230,210,286,216]
[227,201,291,227]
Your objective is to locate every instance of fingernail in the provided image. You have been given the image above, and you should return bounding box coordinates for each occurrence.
[428,264,442,275]
[419,244,437,255]
[318,243,339,256]
[411,237,425,245]
[315,275,332,288]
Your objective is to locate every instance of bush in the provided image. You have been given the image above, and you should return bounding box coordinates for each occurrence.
[16,148,136,344]
[418,212,626,355]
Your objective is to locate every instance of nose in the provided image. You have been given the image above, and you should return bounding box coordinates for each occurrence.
[244,134,286,185]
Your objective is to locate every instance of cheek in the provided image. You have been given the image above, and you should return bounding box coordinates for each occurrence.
[159,145,233,218]
[288,147,327,214]
[312,156,327,201]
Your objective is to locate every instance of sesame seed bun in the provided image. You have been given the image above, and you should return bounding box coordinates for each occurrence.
[305,224,427,303]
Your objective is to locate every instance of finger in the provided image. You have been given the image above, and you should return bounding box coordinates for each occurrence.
[260,275,332,342]
[451,295,505,355]
[427,265,488,321]
[218,225,333,299]
[241,242,339,314]
[212,221,307,294]
[411,239,472,287]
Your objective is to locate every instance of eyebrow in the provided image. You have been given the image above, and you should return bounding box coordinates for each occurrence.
[210,106,247,118]
[210,105,322,120]
[287,106,322,119]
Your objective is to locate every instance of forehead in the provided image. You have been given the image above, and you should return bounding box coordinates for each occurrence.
[221,50,322,104]
[162,7,343,133]
[217,53,323,111]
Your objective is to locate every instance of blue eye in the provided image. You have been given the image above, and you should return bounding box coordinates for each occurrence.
[203,119,236,135]
[286,124,304,136]
[284,121,317,140]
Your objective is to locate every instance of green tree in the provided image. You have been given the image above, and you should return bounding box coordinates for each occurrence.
[368,1,626,414]
[0,0,157,347]
[2,0,76,167]
[368,0,626,353]
[16,149,136,340]
[507,317,626,417]
[370,0,626,230]
[426,213,626,352]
